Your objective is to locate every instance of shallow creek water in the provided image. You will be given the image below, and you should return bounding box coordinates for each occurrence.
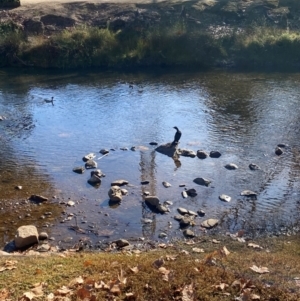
[1,69,300,248]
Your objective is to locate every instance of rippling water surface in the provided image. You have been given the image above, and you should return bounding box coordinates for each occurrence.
[1,69,300,247]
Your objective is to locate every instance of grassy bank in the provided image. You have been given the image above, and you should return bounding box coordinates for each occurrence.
[1,235,300,300]
[1,19,300,70]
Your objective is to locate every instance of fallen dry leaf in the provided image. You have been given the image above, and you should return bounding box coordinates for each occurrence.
[0,288,9,300]
[130,266,139,274]
[221,246,230,256]
[0,260,17,272]
[56,286,73,296]
[192,247,204,253]
[68,276,84,288]
[110,283,121,295]
[213,283,229,291]
[159,267,171,282]
[185,241,195,245]
[118,269,127,285]
[248,243,263,250]
[180,250,190,255]
[182,283,194,301]
[94,281,109,290]
[158,243,167,248]
[166,255,177,261]
[212,239,220,244]
[250,265,269,274]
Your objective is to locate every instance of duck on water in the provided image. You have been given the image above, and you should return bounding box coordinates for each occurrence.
[44,97,54,105]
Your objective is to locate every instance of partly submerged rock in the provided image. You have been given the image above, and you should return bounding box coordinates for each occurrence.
[111,179,129,186]
[201,219,219,229]
[178,148,196,158]
[15,225,39,249]
[183,229,195,238]
[73,166,85,174]
[224,163,238,170]
[85,160,97,169]
[149,141,158,145]
[88,174,101,186]
[219,194,231,202]
[209,151,222,158]
[162,181,172,188]
[177,207,189,215]
[82,153,95,162]
[193,177,211,187]
[197,209,206,217]
[249,163,260,170]
[182,191,188,198]
[186,188,197,197]
[145,196,160,207]
[155,142,179,158]
[197,150,208,159]
[99,149,109,155]
[29,195,48,203]
[241,190,257,197]
[108,186,123,202]
[275,147,283,156]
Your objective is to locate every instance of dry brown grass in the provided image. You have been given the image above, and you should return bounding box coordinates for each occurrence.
[0,235,300,300]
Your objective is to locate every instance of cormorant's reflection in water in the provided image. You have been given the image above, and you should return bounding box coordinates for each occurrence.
[173,157,181,170]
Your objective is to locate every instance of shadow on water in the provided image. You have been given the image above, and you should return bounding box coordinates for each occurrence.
[1,68,300,248]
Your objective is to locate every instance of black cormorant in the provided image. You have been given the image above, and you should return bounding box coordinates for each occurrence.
[172,126,182,145]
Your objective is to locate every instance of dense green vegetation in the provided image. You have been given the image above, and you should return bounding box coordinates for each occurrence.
[1,18,300,70]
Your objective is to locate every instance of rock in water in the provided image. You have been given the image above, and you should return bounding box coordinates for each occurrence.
[149,142,158,145]
[85,160,97,169]
[145,196,160,207]
[82,153,95,162]
[201,219,219,229]
[186,188,197,197]
[111,179,129,186]
[88,174,101,186]
[108,186,123,202]
[275,147,283,156]
[197,150,208,159]
[249,163,260,170]
[209,151,222,158]
[178,149,196,158]
[182,191,188,198]
[73,167,85,174]
[193,177,211,187]
[241,190,257,197]
[224,163,238,170]
[183,229,195,238]
[115,239,130,248]
[162,181,172,188]
[99,149,109,155]
[219,194,231,202]
[155,142,179,158]
[15,225,39,249]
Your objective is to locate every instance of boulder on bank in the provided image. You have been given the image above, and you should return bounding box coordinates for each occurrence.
[15,225,39,249]
[155,142,179,158]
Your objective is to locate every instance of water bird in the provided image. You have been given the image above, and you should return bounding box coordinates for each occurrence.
[172,126,182,145]
[44,96,54,105]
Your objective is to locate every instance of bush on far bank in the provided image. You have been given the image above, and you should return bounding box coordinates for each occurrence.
[0,0,20,9]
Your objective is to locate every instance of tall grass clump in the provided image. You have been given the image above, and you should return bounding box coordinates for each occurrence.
[24,27,119,69]
[234,26,300,68]
[0,21,25,67]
